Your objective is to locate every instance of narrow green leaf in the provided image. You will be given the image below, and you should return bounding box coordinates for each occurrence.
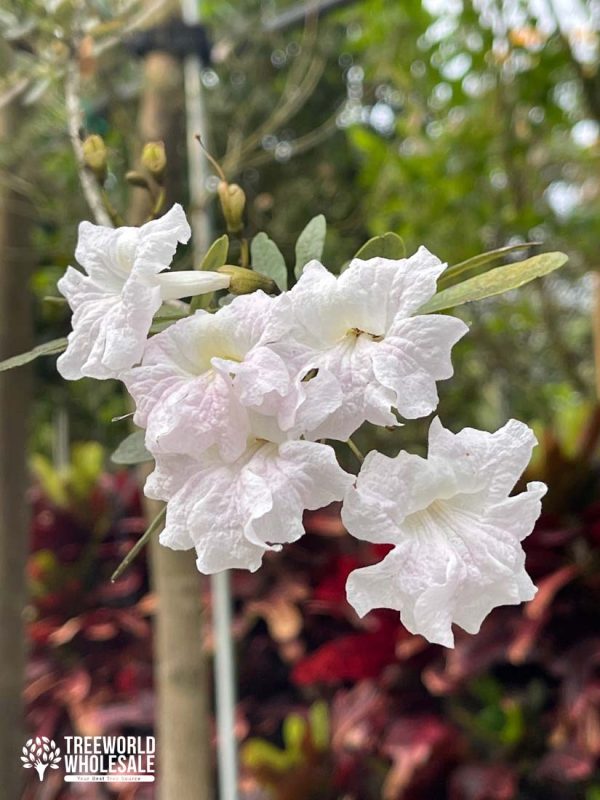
[251,232,288,291]
[192,235,229,311]
[111,430,153,465]
[294,214,326,279]
[420,252,568,314]
[439,241,541,289]
[111,505,166,582]
[353,232,406,261]
[153,303,189,321]
[0,337,68,372]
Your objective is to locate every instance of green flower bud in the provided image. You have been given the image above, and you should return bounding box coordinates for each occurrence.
[141,141,167,180]
[82,135,107,183]
[218,265,279,296]
[217,181,246,234]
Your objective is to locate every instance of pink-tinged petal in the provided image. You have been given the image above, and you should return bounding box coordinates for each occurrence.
[124,323,250,463]
[224,346,291,410]
[57,277,161,380]
[371,314,468,419]
[125,292,304,459]
[146,440,351,574]
[243,440,353,548]
[344,418,546,647]
[302,336,396,440]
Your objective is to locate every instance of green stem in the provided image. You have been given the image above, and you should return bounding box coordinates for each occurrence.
[346,438,365,465]
[111,505,166,582]
[101,189,124,226]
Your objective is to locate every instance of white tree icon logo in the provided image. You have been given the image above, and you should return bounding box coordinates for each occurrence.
[21,737,61,781]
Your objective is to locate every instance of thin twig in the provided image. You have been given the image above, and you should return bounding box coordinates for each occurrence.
[111,505,166,582]
[93,0,172,57]
[0,76,30,111]
[65,59,112,226]
[241,107,340,170]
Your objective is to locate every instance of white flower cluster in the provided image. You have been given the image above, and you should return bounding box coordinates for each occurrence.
[58,206,546,647]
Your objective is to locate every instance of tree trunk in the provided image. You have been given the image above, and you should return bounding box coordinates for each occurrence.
[0,99,33,799]
[130,49,213,800]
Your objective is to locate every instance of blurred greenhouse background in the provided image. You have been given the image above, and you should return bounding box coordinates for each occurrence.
[2,0,600,798]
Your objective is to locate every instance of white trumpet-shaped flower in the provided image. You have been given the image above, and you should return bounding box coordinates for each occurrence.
[125,292,287,462]
[57,204,230,380]
[146,439,353,573]
[281,248,468,440]
[124,291,342,462]
[342,418,546,647]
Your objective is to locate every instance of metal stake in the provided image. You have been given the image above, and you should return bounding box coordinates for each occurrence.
[180,1,239,798]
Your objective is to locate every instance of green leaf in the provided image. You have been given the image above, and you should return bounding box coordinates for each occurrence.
[294,214,326,279]
[153,303,189,321]
[198,234,229,271]
[420,252,568,314]
[111,430,153,465]
[353,232,405,261]
[0,337,68,373]
[283,714,306,756]
[111,505,166,582]
[241,739,292,772]
[192,235,229,311]
[438,241,541,289]
[251,232,288,290]
[309,701,329,751]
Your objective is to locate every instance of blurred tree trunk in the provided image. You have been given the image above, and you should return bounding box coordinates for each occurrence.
[0,99,33,798]
[129,49,213,800]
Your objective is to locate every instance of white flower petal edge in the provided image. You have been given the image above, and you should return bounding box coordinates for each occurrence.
[145,440,353,573]
[57,204,229,380]
[342,418,547,647]
[123,292,298,462]
[282,247,468,440]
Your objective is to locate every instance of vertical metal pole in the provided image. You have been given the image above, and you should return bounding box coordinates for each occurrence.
[179,2,239,799]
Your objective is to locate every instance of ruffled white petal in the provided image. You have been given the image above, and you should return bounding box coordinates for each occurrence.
[57,271,161,379]
[132,203,191,279]
[124,292,312,459]
[146,440,352,573]
[58,204,192,380]
[123,310,251,462]
[283,247,464,439]
[371,314,468,419]
[343,419,547,647]
[427,417,540,502]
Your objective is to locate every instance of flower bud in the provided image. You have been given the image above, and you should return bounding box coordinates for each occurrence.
[141,141,167,181]
[218,266,278,295]
[217,181,246,234]
[125,170,151,190]
[82,135,107,183]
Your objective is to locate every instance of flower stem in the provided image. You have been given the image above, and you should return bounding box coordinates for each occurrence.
[346,438,365,465]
